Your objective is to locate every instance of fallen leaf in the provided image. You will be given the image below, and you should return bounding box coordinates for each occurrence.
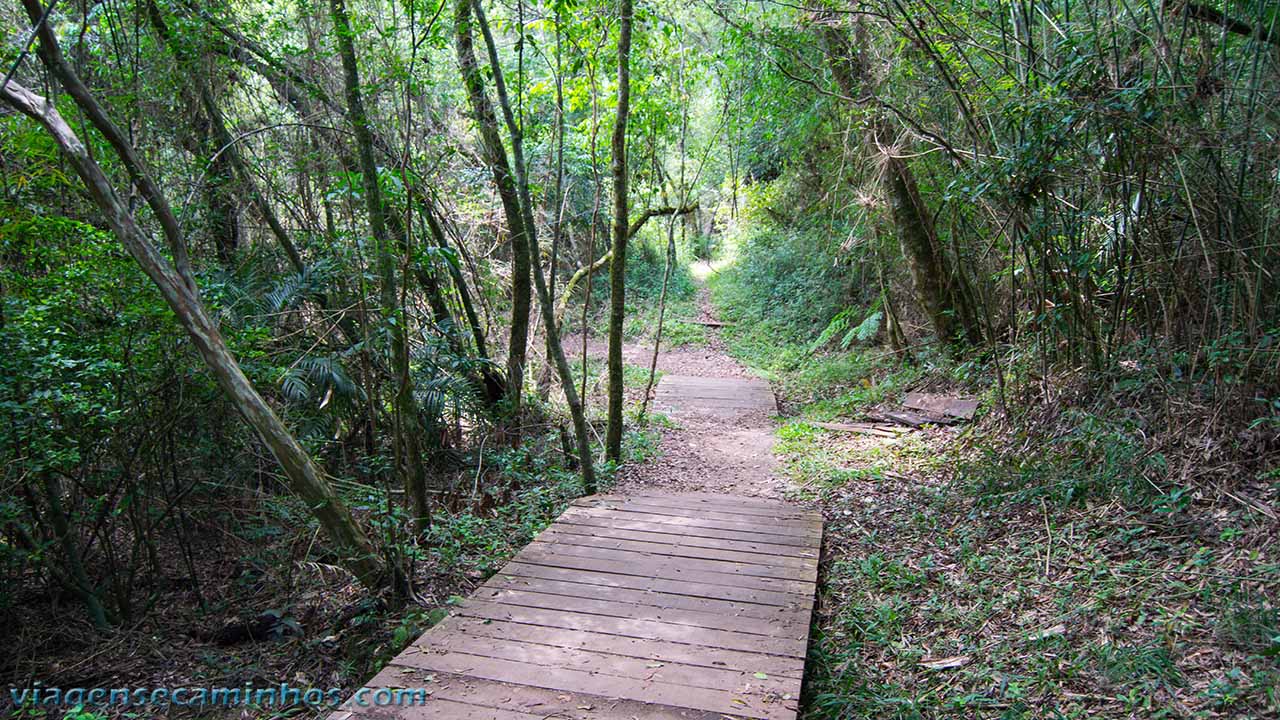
[1027,624,1067,641]
[918,655,970,670]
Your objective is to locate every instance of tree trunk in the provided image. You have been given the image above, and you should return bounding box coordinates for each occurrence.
[820,20,982,348]
[1,79,388,591]
[454,0,532,421]
[204,147,241,268]
[192,7,503,404]
[468,0,597,493]
[606,0,634,463]
[553,206,695,331]
[329,0,432,537]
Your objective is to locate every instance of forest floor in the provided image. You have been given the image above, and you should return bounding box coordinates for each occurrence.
[697,262,1280,718]
[8,258,1275,720]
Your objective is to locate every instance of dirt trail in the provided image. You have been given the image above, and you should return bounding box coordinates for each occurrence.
[568,261,793,501]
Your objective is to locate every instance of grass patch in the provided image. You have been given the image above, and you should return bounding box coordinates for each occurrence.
[704,231,1280,716]
[797,389,1280,718]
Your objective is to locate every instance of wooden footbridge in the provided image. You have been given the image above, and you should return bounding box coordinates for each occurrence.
[333,374,821,719]
[332,492,821,719]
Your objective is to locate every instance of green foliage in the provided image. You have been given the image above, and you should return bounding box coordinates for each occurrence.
[712,221,851,348]
[425,431,586,576]
[812,306,883,352]
[961,406,1169,508]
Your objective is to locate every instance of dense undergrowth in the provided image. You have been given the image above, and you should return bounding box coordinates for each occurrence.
[709,207,1279,719]
[1,214,665,719]
[4,417,661,720]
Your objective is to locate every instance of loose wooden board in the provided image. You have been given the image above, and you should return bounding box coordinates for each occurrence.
[900,392,979,421]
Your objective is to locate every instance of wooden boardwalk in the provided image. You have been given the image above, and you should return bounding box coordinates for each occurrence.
[654,375,778,418]
[333,491,822,719]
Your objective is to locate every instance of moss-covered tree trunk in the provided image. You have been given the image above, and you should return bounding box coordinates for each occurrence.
[454,0,532,422]
[821,20,982,349]
[466,0,597,493]
[329,0,432,538]
[605,0,634,463]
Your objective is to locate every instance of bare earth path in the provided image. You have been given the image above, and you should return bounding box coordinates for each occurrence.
[333,266,820,719]
[581,261,794,500]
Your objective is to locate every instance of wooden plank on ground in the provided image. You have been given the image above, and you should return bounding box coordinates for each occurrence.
[812,421,906,438]
[564,505,820,541]
[468,586,809,640]
[498,561,805,607]
[555,512,818,554]
[901,392,979,420]
[581,492,810,519]
[480,573,799,622]
[520,539,813,582]
[348,669,737,719]
[433,615,806,677]
[537,526,818,571]
[576,497,817,526]
[332,492,821,720]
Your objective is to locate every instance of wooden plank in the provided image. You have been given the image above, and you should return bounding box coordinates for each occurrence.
[473,587,809,640]
[401,634,800,695]
[624,491,796,510]
[387,648,796,720]
[901,392,979,420]
[501,561,805,607]
[555,515,817,557]
[538,526,818,571]
[575,500,821,533]
[658,376,771,389]
[453,600,808,657]
[522,539,812,583]
[867,409,938,427]
[601,492,805,518]
[341,695,543,719]
[564,506,820,542]
[577,498,820,529]
[653,397,775,409]
[512,545,812,596]
[430,615,805,677]
[357,668,739,720]
[481,573,798,622]
[654,388,774,399]
[812,421,905,438]
[560,508,816,547]
[614,493,800,516]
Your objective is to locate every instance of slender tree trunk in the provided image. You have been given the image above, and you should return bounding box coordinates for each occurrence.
[329,0,431,536]
[1,79,387,591]
[204,147,241,268]
[468,0,597,493]
[193,9,503,403]
[606,0,634,463]
[820,19,982,348]
[454,0,532,421]
[40,473,113,629]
